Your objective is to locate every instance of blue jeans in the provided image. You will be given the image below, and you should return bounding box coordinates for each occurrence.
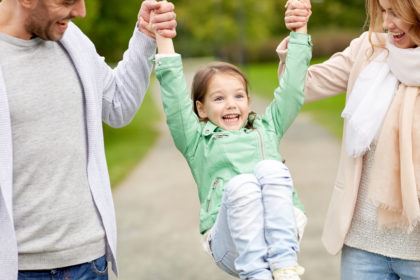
[341,245,420,280]
[209,160,299,280]
[18,255,108,280]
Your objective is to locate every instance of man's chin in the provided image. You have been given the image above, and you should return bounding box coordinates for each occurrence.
[39,26,67,41]
[44,31,65,41]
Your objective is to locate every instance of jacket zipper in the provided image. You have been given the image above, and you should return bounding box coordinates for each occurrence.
[206,178,220,212]
[256,128,265,160]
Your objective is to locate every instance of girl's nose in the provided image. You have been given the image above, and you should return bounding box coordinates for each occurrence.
[226,99,237,109]
[227,104,236,110]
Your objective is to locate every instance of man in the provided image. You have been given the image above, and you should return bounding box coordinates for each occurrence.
[0,0,176,279]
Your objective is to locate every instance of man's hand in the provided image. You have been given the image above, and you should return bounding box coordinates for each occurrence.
[285,0,312,33]
[138,0,177,39]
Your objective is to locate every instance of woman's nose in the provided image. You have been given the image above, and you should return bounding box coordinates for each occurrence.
[382,13,394,31]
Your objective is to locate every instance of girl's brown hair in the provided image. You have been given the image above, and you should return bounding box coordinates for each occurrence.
[191,61,250,117]
[366,0,420,49]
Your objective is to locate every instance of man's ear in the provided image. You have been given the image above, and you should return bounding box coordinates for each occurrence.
[196,101,207,119]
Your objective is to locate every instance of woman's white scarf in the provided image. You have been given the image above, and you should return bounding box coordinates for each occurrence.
[342,38,420,232]
[342,40,420,157]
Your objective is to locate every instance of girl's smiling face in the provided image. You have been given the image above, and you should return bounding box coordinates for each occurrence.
[196,72,250,131]
[379,0,417,49]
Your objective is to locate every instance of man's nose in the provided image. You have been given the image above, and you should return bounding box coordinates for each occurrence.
[70,0,87,18]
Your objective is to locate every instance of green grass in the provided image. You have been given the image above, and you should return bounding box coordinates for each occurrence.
[103,91,161,186]
[302,94,345,138]
[244,58,345,138]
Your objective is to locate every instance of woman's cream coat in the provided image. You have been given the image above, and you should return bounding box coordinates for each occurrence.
[278,31,419,255]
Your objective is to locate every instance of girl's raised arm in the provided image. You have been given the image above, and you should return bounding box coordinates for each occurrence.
[149,1,176,54]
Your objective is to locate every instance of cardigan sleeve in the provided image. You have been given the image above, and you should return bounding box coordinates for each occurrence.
[100,27,157,128]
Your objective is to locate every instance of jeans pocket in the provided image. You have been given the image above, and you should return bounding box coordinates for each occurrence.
[209,236,237,277]
[90,256,108,276]
[213,251,237,277]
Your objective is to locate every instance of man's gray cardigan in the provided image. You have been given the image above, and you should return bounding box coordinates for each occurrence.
[0,22,156,279]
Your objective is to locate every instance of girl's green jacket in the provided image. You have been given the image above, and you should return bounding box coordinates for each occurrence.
[155,32,312,234]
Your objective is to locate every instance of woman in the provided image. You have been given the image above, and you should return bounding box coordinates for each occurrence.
[283,0,420,279]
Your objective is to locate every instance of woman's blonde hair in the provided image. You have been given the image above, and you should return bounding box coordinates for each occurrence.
[366,0,420,48]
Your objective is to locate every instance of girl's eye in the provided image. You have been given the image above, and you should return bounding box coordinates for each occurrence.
[214,96,223,102]
[235,94,245,99]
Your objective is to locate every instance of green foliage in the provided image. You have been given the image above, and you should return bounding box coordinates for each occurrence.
[75,0,141,63]
[310,0,366,29]
[74,0,367,63]
[173,0,366,60]
[104,92,160,186]
[175,0,278,59]
[73,0,100,34]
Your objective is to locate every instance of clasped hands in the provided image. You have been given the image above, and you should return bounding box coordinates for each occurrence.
[138,0,177,39]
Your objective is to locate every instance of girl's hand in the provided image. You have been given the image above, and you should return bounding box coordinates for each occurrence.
[149,1,176,54]
[285,0,312,33]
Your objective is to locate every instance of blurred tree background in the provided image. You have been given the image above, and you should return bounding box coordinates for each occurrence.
[75,0,367,64]
[71,1,368,182]
[0,0,367,183]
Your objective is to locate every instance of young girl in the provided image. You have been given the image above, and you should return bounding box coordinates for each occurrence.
[285,0,420,279]
[150,3,312,279]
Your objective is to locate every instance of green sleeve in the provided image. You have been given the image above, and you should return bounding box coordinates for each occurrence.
[155,55,201,159]
[263,32,312,138]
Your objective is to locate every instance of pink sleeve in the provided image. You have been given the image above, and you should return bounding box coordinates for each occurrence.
[277,32,370,102]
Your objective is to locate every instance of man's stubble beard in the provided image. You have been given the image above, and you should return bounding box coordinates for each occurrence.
[24,8,60,41]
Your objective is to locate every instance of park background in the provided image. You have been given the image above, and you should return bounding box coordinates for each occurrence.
[72,0,367,185]
[75,0,367,279]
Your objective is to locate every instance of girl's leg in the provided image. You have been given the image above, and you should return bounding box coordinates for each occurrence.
[208,199,239,278]
[254,160,299,271]
[210,174,272,280]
